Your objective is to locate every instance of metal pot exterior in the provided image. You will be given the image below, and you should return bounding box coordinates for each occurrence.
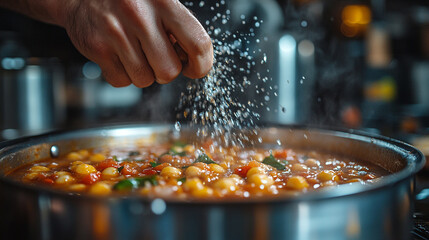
[0,125,423,240]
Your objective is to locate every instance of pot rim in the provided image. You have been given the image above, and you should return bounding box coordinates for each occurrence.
[0,123,424,205]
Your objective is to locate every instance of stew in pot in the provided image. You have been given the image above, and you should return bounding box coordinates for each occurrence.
[6,139,388,199]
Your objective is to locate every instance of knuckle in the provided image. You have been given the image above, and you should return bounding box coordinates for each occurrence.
[104,15,124,39]
[156,62,182,83]
[193,34,213,56]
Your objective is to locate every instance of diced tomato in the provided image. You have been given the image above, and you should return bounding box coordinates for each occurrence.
[248,160,260,168]
[81,172,101,185]
[43,178,54,184]
[121,163,139,176]
[141,168,157,176]
[273,150,288,159]
[234,165,252,178]
[96,159,119,171]
[153,163,171,172]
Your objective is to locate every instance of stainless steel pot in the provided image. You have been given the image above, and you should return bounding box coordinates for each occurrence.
[0,124,424,240]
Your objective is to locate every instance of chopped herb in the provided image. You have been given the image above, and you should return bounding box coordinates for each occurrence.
[113,176,158,191]
[262,154,286,170]
[177,177,186,183]
[113,155,119,162]
[194,153,216,164]
[181,166,190,169]
[128,151,140,156]
[118,166,124,173]
[150,162,161,167]
[282,160,289,165]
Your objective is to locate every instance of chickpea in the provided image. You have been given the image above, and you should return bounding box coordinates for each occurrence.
[246,167,265,178]
[89,153,106,162]
[69,184,86,191]
[70,161,83,167]
[213,178,236,191]
[24,172,40,180]
[89,182,111,195]
[287,176,309,190]
[291,163,308,173]
[317,170,339,182]
[185,166,202,177]
[253,153,264,162]
[193,162,209,171]
[74,163,97,175]
[305,158,320,168]
[209,164,225,174]
[248,174,274,187]
[54,171,70,177]
[160,166,182,178]
[29,166,50,172]
[67,152,82,161]
[102,167,119,179]
[55,175,75,184]
[192,187,213,198]
[78,150,89,158]
[184,144,195,153]
[183,178,204,191]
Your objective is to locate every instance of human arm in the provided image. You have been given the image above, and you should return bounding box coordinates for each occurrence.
[0,0,214,87]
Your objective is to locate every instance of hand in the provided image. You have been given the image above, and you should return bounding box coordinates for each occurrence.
[59,0,213,87]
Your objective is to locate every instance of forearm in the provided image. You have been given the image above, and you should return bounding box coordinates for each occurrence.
[0,0,68,26]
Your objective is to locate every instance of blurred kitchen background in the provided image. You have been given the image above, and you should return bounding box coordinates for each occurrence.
[0,0,429,144]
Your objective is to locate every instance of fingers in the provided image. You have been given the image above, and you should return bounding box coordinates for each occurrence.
[135,19,183,84]
[161,2,213,79]
[99,55,132,88]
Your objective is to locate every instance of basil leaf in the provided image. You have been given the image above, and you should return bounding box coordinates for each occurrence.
[177,177,186,183]
[262,154,286,170]
[150,162,161,167]
[113,176,158,191]
[118,166,124,173]
[112,155,119,162]
[194,153,216,164]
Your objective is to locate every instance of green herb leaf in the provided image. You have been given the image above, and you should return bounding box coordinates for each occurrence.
[177,177,186,183]
[113,155,119,162]
[150,162,161,167]
[128,151,140,156]
[113,176,158,191]
[262,154,286,170]
[194,153,216,164]
[118,166,124,173]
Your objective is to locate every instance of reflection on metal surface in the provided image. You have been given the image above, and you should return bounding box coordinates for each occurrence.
[346,207,361,238]
[297,203,310,240]
[151,198,166,215]
[278,34,296,124]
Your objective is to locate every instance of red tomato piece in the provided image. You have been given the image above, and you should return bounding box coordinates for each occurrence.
[141,168,157,176]
[273,150,288,159]
[81,172,101,185]
[43,178,54,184]
[153,163,171,172]
[96,159,119,171]
[234,165,252,178]
[121,163,139,176]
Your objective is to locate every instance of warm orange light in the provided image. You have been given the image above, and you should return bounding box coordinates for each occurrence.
[341,5,372,37]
